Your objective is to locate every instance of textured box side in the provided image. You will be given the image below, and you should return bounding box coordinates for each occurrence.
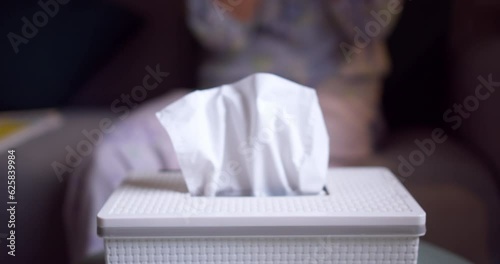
[104,236,419,264]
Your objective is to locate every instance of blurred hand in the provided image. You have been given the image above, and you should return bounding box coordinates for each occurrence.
[316,77,382,166]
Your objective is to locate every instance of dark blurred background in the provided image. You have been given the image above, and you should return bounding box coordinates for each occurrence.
[0,0,499,263]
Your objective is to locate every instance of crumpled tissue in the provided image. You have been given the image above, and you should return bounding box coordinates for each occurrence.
[156,73,329,196]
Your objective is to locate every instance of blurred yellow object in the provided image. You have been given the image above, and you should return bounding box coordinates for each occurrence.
[0,109,62,151]
[0,120,27,139]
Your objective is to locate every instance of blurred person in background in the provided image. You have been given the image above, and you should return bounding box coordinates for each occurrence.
[190,0,399,164]
[65,0,402,263]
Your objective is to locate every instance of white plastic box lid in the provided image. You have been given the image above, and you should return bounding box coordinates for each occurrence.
[98,167,426,237]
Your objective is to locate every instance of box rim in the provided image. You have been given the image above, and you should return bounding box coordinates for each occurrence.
[97,167,426,237]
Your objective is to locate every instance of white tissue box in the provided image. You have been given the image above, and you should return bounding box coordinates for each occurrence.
[97,167,426,264]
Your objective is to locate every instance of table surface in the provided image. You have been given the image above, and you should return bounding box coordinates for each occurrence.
[418,241,472,264]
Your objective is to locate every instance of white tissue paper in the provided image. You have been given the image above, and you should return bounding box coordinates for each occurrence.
[156,73,329,196]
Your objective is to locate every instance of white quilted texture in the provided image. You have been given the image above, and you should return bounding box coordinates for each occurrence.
[100,168,424,263]
[105,237,419,264]
[107,169,413,216]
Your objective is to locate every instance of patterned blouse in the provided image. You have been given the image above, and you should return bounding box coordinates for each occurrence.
[187,0,400,88]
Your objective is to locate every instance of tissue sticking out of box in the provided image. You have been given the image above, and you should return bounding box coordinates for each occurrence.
[156,73,329,197]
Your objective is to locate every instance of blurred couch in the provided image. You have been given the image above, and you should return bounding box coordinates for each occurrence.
[0,0,498,264]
